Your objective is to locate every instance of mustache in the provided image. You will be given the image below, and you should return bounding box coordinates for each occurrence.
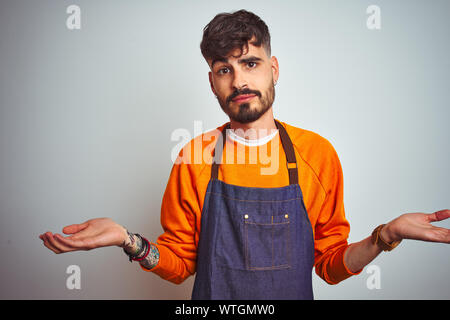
[226,88,261,104]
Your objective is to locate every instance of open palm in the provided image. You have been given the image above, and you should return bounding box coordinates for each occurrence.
[39,217,127,254]
[387,209,450,243]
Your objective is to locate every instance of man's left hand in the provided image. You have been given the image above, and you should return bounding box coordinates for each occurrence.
[381,209,450,244]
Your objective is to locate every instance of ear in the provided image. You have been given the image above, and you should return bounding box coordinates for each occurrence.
[270,56,279,85]
[208,71,217,96]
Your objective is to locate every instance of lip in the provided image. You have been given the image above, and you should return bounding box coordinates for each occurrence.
[232,94,256,102]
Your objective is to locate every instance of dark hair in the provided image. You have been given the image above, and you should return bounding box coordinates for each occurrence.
[200,9,271,64]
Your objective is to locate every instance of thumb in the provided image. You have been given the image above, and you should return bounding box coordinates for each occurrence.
[62,222,89,235]
[428,209,450,223]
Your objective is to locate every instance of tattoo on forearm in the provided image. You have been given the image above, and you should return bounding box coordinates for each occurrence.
[139,244,160,270]
[128,231,135,245]
[122,231,142,256]
[122,230,159,270]
[121,229,135,248]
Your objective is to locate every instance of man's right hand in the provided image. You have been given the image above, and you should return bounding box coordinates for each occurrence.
[38,218,128,254]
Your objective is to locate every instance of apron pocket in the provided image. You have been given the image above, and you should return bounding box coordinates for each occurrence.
[244,213,291,270]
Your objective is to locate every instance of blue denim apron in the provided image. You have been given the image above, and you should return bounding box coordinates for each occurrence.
[191,120,314,300]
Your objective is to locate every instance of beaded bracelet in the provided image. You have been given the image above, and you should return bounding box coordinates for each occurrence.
[132,236,151,261]
[123,233,150,262]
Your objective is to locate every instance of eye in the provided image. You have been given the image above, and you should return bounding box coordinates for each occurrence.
[247,61,257,68]
[217,67,230,75]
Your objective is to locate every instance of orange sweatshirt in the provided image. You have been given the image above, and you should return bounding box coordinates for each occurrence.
[140,120,362,285]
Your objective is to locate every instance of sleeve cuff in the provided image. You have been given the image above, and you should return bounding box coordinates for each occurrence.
[340,244,364,276]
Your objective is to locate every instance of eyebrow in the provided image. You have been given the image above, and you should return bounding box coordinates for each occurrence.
[211,55,263,69]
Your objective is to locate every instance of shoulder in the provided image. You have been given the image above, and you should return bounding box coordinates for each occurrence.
[173,122,228,176]
[279,120,339,158]
[277,120,343,184]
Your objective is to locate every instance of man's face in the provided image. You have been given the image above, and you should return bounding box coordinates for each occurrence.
[208,40,279,124]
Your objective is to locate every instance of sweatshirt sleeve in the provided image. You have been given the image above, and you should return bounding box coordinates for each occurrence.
[139,147,200,284]
[313,141,363,284]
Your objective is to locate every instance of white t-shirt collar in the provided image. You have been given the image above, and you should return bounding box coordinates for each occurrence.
[226,128,279,147]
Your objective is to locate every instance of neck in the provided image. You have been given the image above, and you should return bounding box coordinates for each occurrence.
[229,108,277,140]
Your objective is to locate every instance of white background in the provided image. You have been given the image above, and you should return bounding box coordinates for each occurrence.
[0,0,449,299]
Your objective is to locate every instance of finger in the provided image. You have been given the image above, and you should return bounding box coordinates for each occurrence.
[41,233,63,254]
[54,233,91,250]
[425,226,450,243]
[428,209,450,223]
[62,222,89,235]
[45,232,77,253]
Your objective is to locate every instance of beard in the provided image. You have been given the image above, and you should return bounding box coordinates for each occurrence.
[217,82,275,124]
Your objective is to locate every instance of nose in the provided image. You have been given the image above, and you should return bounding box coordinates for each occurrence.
[231,69,248,91]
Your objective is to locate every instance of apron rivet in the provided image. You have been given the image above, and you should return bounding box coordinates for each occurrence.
[244,214,249,219]
[285,214,289,219]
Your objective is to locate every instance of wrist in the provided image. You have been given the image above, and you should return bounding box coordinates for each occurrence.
[122,233,151,263]
[380,223,401,243]
[119,228,138,252]
[122,231,147,259]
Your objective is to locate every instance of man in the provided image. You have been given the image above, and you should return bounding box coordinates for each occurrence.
[39,9,449,299]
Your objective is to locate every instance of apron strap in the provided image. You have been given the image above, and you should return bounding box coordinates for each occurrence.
[211,120,298,185]
[275,120,299,185]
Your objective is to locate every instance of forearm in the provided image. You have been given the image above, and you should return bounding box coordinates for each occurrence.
[120,230,160,270]
[343,225,396,273]
[343,236,382,273]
